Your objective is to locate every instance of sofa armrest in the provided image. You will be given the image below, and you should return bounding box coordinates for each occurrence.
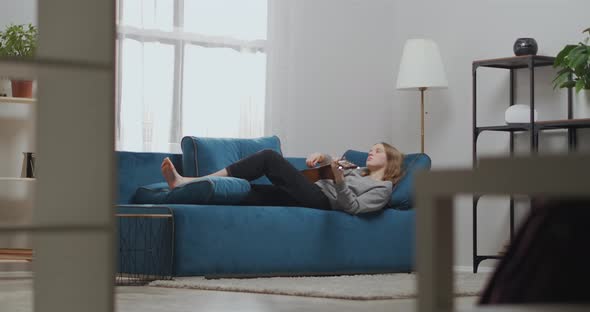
[391,153,431,210]
[117,152,183,205]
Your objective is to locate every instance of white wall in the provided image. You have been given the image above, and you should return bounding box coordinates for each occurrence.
[0,0,36,28]
[267,0,396,157]
[269,0,590,269]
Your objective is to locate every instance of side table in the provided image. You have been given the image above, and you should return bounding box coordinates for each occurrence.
[116,206,175,285]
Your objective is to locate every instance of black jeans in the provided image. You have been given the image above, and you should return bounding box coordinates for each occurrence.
[225,149,331,210]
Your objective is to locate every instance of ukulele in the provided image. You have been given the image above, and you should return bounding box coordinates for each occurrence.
[301,159,358,183]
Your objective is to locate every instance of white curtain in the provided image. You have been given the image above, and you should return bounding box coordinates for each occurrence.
[116,0,268,153]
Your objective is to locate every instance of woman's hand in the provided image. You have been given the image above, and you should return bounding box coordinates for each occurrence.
[306,153,325,168]
[331,159,345,184]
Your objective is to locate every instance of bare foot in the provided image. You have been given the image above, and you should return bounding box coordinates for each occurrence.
[161,157,186,189]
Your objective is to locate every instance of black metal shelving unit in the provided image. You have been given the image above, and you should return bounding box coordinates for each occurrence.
[472,55,590,273]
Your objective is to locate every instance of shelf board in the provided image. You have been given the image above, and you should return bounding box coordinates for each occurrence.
[0,177,35,181]
[473,55,555,69]
[0,97,36,104]
[476,118,590,133]
[536,118,590,129]
[476,255,503,260]
[476,124,530,132]
[0,248,33,262]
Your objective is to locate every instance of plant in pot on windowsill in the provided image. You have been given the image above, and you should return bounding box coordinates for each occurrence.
[553,27,590,118]
[0,24,38,98]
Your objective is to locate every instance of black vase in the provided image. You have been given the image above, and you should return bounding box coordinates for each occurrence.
[513,38,538,56]
[21,152,36,178]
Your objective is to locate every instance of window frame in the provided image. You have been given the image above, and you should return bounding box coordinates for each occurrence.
[115,0,267,149]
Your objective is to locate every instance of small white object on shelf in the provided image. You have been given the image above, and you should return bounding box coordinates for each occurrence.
[0,96,36,104]
[505,104,538,124]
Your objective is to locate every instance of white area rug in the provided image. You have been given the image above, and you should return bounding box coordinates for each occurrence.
[150,272,490,300]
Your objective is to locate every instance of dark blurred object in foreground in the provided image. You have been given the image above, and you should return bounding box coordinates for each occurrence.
[479,198,590,304]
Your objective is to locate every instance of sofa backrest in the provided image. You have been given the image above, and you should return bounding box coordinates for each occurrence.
[342,150,431,210]
[117,151,183,204]
[181,136,282,184]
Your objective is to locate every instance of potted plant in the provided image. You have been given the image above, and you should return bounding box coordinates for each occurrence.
[0,24,38,98]
[553,28,590,117]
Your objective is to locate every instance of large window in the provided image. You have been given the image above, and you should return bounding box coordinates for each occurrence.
[116,0,267,152]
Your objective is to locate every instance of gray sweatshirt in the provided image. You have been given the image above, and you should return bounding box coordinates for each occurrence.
[314,167,393,215]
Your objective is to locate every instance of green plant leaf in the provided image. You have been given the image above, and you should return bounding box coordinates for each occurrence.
[0,23,37,57]
[554,45,576,67]
[560,80,576,89]
[552,68,571,84]
[572,53,589,73]
[568,44,585,57]
[553,73,571,90]
[566,46,586,70]
[557,67,571,76]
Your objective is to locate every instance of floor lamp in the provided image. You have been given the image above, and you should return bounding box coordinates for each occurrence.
[396,39,448,153]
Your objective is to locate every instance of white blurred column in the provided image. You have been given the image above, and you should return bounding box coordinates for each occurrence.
[34,0,115,311]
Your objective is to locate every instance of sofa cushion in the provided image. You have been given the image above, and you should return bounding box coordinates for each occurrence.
[181,136,282,184]
[285,157,308,171]
[133,177,251,205]
[341,150,431,210]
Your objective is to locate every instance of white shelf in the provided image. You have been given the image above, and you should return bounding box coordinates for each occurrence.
[0,178,35,201]
[0,177,35,181]
[0,97,36,104]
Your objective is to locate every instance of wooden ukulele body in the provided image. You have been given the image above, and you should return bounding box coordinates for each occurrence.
[300,160,358,183]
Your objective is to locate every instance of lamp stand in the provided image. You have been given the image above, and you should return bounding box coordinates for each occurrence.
[419,87,427,153]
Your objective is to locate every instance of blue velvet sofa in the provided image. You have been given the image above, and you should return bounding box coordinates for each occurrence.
[116,136,431,278]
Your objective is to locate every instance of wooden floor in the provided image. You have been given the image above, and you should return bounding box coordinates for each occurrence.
[0,276,479,312]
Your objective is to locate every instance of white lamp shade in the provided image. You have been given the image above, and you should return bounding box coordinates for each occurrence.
[396,39,448,90]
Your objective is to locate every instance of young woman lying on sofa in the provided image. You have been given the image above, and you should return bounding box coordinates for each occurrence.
[160,143,403,215]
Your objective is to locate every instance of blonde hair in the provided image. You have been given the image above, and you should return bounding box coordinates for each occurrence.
[361,142,404,185]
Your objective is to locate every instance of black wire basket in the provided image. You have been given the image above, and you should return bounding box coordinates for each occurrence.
[116,206,174,286]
